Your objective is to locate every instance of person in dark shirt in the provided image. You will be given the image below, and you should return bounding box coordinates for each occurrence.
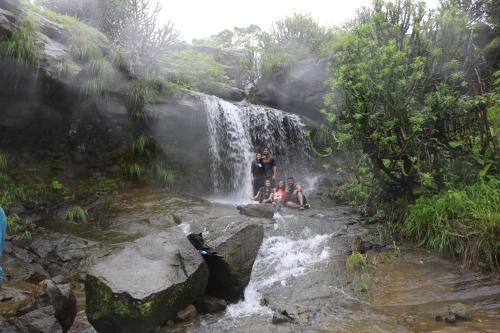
[261,146,277,187]
[249,179,273,203]
[250,152,265,196]
[286,184,310,210]
[287,177,296,196]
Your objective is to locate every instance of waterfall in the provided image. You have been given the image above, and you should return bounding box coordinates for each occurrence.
[203,95,309,201]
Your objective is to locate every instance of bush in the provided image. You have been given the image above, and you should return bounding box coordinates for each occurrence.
[403,178,500,271]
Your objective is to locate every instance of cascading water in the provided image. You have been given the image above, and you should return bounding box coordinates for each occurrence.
[203,95,310,202]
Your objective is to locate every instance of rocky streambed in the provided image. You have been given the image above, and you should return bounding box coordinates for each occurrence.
[1,187,500,332]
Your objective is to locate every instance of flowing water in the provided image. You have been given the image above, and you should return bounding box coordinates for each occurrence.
[203,95,310,202]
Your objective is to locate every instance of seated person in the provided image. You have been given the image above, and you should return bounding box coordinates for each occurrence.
[272,180,288,211]
[286,177,296,196]
[286,184,310,210]
[249,179,273,204]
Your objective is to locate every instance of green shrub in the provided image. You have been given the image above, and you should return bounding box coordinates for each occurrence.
[51,180,63,191]
[0,13,42,69]
[66,206,88,223]
[155,162,175,189]
[346,251,367,269]
[403,178,500,271]
[53,60,75,80]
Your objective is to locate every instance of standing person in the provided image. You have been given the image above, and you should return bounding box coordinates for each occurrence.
[0,208,7,289]
[272,180,288,211]
[249,179,273,203]
[286,184,310,210]
[250,153,265,196]
[261,146,277,187]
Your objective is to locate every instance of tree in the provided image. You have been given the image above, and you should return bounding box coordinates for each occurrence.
[116,0,178,78]
[325,0,495,198]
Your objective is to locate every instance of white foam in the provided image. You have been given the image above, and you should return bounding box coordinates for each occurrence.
[226,230,332,317]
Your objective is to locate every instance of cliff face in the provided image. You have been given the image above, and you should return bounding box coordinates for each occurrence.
[255,58,330,127]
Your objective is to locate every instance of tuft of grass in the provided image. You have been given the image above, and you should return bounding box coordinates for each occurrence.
[80,77,110,98]
[7,214,32,240]
[129,79,156,107]
[131,135,150,156]
[128,163,143,180]
[355,272,371,295]
[0,13,42,69]
[403,178,500,271]
[155,162,175,189]
[0,153,7,170]
[346,251,367,270]
[53,59,75,80]
[65,206,88,223]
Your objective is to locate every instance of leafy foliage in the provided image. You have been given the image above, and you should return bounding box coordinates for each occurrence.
[325,0,497,198]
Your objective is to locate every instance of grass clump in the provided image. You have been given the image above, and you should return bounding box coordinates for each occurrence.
[155,162,175,189]
[403,178,500,271]
[128,163,143,180]
[53,59,75,80]
[0,153,7,171]
[7,214,32,240]
[131,135,151,156]
[346,251,367,270]
[0,13,42,70]
[66,206,88,223]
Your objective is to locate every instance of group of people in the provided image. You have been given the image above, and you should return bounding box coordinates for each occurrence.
[249,147,310,211]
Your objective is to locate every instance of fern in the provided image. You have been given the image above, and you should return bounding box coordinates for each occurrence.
[156,162,175,188]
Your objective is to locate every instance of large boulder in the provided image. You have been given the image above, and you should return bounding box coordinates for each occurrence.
[236,204,275,218]
[190,217,264,302]
[256,57,330,126]
[85,227,208,333]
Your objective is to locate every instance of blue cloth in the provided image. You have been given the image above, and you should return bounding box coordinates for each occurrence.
[0,207,6,288]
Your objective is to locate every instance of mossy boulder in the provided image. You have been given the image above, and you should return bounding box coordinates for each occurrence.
[85,227,208,333]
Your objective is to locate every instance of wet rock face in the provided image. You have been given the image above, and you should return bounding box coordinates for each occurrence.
[1,306,64,333]
[85,227,208,333]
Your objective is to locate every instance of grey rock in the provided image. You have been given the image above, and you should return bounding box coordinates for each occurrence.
[236,204,275,218]
[35,280,77,331]
[202,217,264,301]
[196,297,227,313]
[17,306,64,333]
[176,304,197,322]
[85,227,208,333]
[448,302,471,321]
[272,309,295,324]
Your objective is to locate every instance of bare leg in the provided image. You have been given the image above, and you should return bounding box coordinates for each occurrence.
[297,192,304,206]
[286,201,300,209]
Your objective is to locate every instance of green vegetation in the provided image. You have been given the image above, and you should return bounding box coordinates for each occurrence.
[162,50,230,90]
[128,163,143,180]
[403,179,500,269]
[346,251,367,270]
[0,13,42,70]
[155,162,175,189]
[51,180,64,191]
[7,214,32,240]
[65,206,89,223]
[315,0,500,271]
